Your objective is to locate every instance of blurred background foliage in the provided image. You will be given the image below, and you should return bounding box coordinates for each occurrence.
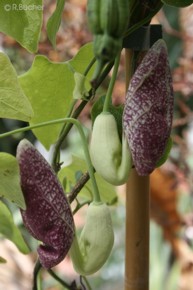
[1,1,193,289]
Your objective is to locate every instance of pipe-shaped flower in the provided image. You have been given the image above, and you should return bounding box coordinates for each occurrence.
[90,112,132,185]
[70,202,114,275]
[123,39,174,176]
[16,139,75,269]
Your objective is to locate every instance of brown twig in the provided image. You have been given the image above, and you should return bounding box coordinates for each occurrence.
[68,171,90,204]
[52,61,114,173]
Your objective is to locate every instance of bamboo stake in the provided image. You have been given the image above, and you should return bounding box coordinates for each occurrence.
[124,49,150,290]
[125,169,150,290]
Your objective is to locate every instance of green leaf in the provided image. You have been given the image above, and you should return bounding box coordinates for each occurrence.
[0,0,43,52]
[0,152,26,210]
[161,0,193,7]
[19,55,74,149]
[0,201,29,254]
[46,0,66,48]
[91,95,124,139]
[73,72,89,100]
[58,156,117,205]
[156,137,173,167]
[19,43,94,149]
[69,43,95,82]
[0,53,33,121]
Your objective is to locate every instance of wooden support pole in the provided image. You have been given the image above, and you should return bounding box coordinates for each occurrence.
[124,48,150,290]
[125,169,150,290]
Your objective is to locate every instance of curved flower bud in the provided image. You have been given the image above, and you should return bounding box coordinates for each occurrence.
[70,202,114,275]
[90,112,132,185]
[123,39,174,176]
[16,139,75,269]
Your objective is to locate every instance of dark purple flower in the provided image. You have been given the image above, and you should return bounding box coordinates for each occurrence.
[123,40,174,176]
[16,139,75,269]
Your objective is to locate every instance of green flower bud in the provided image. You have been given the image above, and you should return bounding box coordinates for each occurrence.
[90,112,132,185]
[70,202,114,275]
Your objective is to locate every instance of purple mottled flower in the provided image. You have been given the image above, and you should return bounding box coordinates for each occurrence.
[123,39,174,176]
[16,139,75,269]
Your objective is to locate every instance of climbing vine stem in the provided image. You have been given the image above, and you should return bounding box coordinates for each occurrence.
[51,60,114,172]
[50,7,164,171]
[47,269,72,290]
[103,50,121,112]
[80,275,92,290]
[83,56,96,76]
[32,259,42,290]
[0,118,101,203]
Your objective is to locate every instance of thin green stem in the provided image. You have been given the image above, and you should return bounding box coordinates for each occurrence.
[68,170,91,204]
[55,99,78,166]
[59,99,77,136]
[47,269,72,290]
[51,61,114,172]
[103,51,121,112]
[33,260,42,290]
[57,58,95,137]
[124,2,163,37]
[70,119,101,203]
[51,57,96,172]
[80,276,92,290]
[30,5,161,175]
[0,118,101,203]
[0,119,66,139]
[83,57,96,76]
[73,200,90,215]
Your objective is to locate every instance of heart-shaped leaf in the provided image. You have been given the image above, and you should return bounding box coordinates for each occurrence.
[19,43,94,149]
[0,152,26,209]
[19,55,74,149]
[0,52,33,122]
[46,0,66,48]
[0,201,29,254]
[0,0,43,52]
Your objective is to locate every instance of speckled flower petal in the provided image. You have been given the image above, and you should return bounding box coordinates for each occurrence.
[123,39,174,176]
[16,139,75,269]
